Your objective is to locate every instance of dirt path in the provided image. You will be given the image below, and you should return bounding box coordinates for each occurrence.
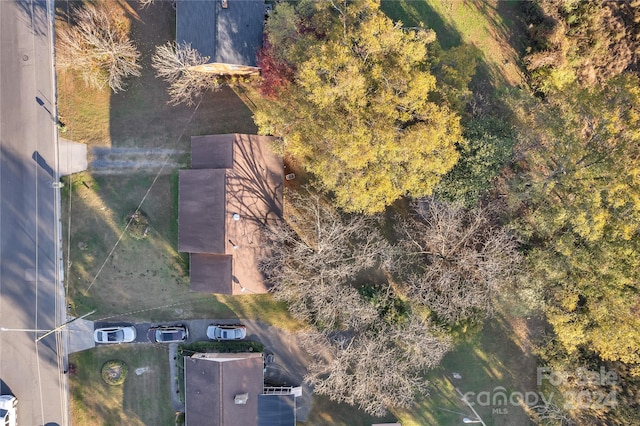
[89,147,188,175]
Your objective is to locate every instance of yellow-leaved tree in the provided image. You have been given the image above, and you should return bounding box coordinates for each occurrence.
[510,74,640,372]
[255,0,463,213]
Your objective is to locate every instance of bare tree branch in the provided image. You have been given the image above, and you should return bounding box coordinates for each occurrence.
[302,318,452,416]
[397,198,521,324]
[137,0,155,9]
[260,189,385,329]
[260,189,452,416]
[151,42,221,106]
[57,3,141,93]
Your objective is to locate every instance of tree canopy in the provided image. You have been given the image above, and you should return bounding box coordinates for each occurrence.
[397,198,522,325]
[523,0,640,92]
[57,2,141,93]
[255,0,463,213]
[259,189,452,415]
[510,74,640,371]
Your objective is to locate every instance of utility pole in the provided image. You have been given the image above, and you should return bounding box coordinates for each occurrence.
[454,387,487,426]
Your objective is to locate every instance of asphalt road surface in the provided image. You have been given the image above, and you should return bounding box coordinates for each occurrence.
[0,1,67,425]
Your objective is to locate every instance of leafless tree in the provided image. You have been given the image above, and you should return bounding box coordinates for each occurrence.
[260,189,389,329]
[303,316,452,416]
[397,198,521,324]
[529,400,575,426]
[137,0,155,9]
[57,3,141,93]
[151,42,222,106]
[260,190,453,416]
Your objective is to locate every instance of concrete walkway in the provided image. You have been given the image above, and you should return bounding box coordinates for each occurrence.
[59,138,88,176]
[88,147,187,175]
[66,318,95,354]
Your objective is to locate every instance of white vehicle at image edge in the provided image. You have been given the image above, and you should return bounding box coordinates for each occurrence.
[0,395,17,426]
[94,326,137,344]
[206,324,247,340]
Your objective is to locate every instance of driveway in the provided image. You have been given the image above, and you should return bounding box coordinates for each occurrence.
[87,318,319,422]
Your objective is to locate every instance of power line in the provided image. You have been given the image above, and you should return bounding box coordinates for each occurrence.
[85,98,203,292]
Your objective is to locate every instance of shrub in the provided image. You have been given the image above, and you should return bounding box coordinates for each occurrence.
[101,360,128,386]
[125,210,150,240]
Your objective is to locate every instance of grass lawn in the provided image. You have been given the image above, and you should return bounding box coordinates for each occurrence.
[301,315,540,425]
[381,0,527,88]
[306,395,399,426]
[394,315,540,426]
[69,344,174,426]
[57,0,300,329]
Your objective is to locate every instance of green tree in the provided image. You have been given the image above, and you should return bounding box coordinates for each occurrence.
[510,74,640,372]
[255,0,463,213]
[523,0,640,92]
[435,116,516,205]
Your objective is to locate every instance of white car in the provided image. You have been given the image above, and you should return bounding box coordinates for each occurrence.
[94,326,137,344]
[206,324,246,340]
[0,395,17,426]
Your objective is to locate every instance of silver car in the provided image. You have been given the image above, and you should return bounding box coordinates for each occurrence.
[94,326,137,344]
[147,325,188,343]
[206,324,246,340]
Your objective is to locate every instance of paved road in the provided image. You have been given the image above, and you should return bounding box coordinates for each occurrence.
[0,1,67,425]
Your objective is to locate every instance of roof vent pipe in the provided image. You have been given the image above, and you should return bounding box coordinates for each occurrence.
[234,393,249,405]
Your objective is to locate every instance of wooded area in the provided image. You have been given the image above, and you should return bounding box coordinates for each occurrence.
[256,0,640,423]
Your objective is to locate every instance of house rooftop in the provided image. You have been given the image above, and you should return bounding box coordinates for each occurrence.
[176,0,266,67]
[178,169,227,254]
[185,353,264,426]
[257,394,296,426]
[178,134,283,294]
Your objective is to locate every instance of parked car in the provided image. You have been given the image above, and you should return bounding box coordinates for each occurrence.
[206,324,246,340]
[94,326,137,344]
[147,325,188,343]
[0,395,17,426]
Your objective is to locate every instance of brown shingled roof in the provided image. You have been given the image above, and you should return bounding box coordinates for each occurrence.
[178,134,283,294]
[178,169,226,254]
[189,254,233,293]
[185,353,264,426]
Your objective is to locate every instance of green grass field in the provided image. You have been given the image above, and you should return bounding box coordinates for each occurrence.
[381,0,526,88]
[394,316,538,425]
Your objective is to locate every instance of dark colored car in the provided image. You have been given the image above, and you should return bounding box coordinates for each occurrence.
[147,325,189,343]
[206,324,246,340]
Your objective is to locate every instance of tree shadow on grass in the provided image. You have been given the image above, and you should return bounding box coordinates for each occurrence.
[380,0,462,49]
[108,1,257,152]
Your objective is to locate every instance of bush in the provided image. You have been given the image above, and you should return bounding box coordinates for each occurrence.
[178,340,264,356]
[101,360,128,386]
[125,210,150,240]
